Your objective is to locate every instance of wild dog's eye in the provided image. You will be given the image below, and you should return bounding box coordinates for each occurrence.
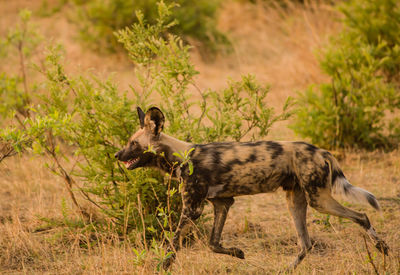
[130,140,138,146]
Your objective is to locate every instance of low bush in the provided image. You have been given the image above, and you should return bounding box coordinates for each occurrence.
[292,0,400,150]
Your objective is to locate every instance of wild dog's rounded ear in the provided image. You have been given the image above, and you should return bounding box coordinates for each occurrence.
[137,107,145,128]
[144,107,165,138]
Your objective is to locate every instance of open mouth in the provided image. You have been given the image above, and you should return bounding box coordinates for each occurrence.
[123,157,140,169]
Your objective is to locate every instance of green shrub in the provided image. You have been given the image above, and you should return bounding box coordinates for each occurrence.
[292,0,400,150]
[2,44,182,239]
[42,0,230,56]
[1,3,292,241]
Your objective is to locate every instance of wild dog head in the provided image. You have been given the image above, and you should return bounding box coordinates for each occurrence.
[114,107,165,170]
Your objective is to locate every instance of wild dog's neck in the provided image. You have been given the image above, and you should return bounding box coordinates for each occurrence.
[158,133,192,154]
[156,133,193,171]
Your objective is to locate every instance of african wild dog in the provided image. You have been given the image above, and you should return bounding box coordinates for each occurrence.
[115,107,389,270]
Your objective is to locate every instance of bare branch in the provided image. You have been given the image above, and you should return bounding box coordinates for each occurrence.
[0,142,17,163]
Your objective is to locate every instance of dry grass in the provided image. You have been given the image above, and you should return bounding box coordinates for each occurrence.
[1,151,399,274]
[1,0,400,274]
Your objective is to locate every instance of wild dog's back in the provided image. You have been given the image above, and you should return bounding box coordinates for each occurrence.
[189,141,297,198]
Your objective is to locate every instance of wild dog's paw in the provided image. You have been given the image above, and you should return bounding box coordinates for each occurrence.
[230,247,245,259]
[375,240,389,255]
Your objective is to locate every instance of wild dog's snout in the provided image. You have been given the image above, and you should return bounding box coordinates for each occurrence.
[114,150,122,159]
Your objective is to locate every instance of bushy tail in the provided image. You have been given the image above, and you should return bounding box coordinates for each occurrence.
[325,152,381,211]
[333,177,381,211]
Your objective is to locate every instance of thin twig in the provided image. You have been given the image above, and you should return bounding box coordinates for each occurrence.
[192,82,207,131]
[137,194,148,251]
[17,27,31,118]
[166,164,177,235]
[45,130,89,220]
[382,241,387,273]
[363,235,379,275]
[0,142,18,163]
[123,197,130,241]
[77,186,124,224]
[14,112,27,130]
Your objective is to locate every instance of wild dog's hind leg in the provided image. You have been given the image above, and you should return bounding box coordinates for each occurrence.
[286,187,312,270]
[308,190,389,255]
[208,198,244,259]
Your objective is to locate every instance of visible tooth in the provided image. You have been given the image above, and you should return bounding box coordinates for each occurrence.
[123,157,139,168]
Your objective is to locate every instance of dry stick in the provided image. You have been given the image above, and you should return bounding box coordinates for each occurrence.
[177,78,191,122]
[85,112,121,197]
[192,83,207,131]
[147,180,175,250]
[46,131,90,220]
[137,194,148,251]
[58,164,90,221]
[166,164,176,235]
[17,34,30,116]
[0,144,17,163]
[78,187,125,226]
[14,34,30,130]
[18,43,29,103]
[383,247,387,273]
[123,199,130,242]
[14,113,27,130]
[363,235,379,275]
[158,156,180,255]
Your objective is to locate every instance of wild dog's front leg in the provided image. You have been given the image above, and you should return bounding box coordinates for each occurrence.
[163,191,205,270]
[208,197,244,259]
